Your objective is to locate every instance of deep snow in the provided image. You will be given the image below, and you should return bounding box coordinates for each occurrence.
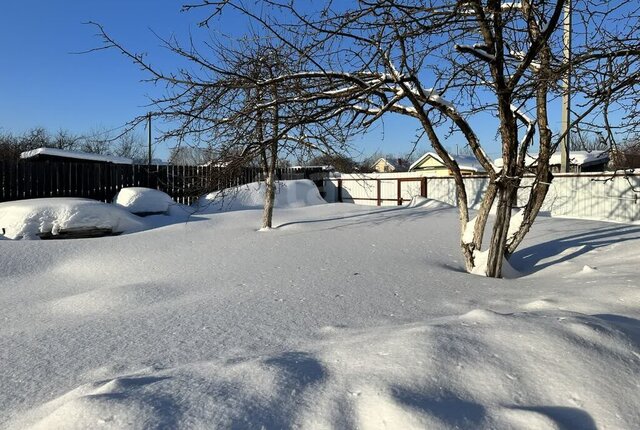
[0,180,639,429]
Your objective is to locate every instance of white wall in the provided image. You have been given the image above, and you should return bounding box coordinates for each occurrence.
[324,173,640,223]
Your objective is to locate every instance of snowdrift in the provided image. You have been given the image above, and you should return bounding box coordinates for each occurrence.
[11,310,639,429]
[0,198,144,240]
[194,179,325,213]
[407,196,454,210]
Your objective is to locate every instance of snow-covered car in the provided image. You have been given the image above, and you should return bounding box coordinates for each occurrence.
[113,187,176,216]
[0,198,144,240]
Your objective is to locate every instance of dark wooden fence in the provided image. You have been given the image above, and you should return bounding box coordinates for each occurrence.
[0,161,321,205]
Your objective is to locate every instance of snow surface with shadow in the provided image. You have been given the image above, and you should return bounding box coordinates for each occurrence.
[8,310,636,429]
[0,180,639,429]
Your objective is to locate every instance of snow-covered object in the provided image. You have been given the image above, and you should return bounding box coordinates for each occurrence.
[0,198,144,239]
[194,179,325,213]
[20,147,133,165]
[113,187,175,215]
[494,150,609,168]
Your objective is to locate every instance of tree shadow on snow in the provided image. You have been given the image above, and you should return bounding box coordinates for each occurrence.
[509,224,640,274]
[227,351,328,430]
[275,205,453,231]
[505,405,597,430]
[593,314,640,348]
[391,387,487,428]
[263,351,326,386]
[88,375,181,427]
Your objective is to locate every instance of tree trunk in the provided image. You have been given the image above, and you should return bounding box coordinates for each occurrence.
[262,164,276,229]
[485,182,516,277]
[485,89,519,277]
[262,80,279,230]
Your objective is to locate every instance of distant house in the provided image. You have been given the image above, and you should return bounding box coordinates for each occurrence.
[20,148,133,165]
[493,150,609,173]
[409,152,485,176]
[372,157,409,173]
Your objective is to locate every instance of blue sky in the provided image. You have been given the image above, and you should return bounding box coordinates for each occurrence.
[1,1,561,162]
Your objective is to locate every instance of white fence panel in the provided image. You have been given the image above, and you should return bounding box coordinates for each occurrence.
[325,172,640,223]
[426,178,456,206]
[401,181,422,201]
[463,177,490,209]
[341,178,377,205]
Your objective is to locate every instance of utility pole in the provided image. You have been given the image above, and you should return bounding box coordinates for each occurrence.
[560,0,572,173]
[147,113,152,167]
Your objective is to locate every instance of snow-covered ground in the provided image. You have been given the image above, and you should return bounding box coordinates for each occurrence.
[0,180,639,429]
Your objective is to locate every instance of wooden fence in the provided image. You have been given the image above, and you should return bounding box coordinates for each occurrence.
[0,161,319,205]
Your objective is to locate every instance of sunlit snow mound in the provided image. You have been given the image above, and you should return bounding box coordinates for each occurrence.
[0,198,144,240]
[12,310,640,429]
[113,187,176,215]
[408,196,454,210]
[194,179,326,213]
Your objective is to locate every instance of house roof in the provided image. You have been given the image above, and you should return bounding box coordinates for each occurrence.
[372,157,408,171]
[373,157,393,168]
[20,147,133,165]
[492,150,609,168]
[409,152,486,172]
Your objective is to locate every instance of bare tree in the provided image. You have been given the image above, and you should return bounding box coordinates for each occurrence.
[112,130,148,161]
[0,127,82,161]
[168,146,214,165]
[195,0,640,277]
[86,22,355,230]
[81,126,114,155]
[51,129,83,151]
[0,131,22,161]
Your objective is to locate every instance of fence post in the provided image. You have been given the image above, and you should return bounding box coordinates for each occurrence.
[421,177,427,198]
[377,179,381,206]
[397,180,402,205]
[337,178,343,202]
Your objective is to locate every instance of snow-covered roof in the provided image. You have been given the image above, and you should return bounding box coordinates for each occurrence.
[493,150,609,168]
[373,157,408,171]
[20,148,133,165]
[409,152,486,172]
[372,157,390,168]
